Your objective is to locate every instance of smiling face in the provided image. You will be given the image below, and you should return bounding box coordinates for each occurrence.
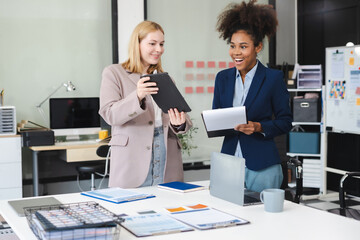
[229,30,262,78]
[139,30,164,73]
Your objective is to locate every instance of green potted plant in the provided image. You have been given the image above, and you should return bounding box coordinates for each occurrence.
[178,126,198,156]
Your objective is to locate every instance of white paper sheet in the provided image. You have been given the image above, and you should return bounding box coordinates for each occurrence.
[121,213,193,237]
[202,106,247,131]
[170,208,248,230]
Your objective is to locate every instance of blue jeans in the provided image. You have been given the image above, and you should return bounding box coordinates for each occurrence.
[140,127,166,187]
[245,164,283,192]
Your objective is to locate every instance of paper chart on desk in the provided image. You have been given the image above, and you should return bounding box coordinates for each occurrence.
[170,208,249,230]
[121,213,193,237]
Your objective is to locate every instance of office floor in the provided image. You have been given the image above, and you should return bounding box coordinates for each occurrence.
[301,193,360,213]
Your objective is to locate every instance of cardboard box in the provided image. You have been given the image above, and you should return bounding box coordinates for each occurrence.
[289,132,320,154]
[293,98,320,122]
[21,130,55,147]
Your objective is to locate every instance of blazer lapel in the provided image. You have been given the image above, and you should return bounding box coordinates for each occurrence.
[244,62,266,111]
[127,71,155,118]
[128,71,141,86]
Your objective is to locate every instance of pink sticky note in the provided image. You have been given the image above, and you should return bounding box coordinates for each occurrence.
[196,86,204,93]
[356,87,360,95]
[228,62,235,68]
[197,61,205,68]
[185,61,194,68]
[207,86,214,93]
[219,61,227,68]
[196,74,205,80]
[207,61,216,68]
[185,87,193,94]
[185,74,194,80]
[208,73,216,80]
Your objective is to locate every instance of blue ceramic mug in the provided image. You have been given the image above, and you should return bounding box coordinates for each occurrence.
[260,189,285,213]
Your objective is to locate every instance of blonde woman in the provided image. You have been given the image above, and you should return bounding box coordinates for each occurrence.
[99,21,192,188]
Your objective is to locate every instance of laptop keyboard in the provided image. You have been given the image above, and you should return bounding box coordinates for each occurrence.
[244,194,260,203]
[244,189,262,205]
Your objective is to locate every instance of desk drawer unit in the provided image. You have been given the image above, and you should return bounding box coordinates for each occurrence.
[0,135,22,200]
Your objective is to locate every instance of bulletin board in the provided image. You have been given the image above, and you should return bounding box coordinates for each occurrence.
[325,45,360,134]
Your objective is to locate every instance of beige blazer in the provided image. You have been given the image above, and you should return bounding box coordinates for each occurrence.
[99,64,192,188]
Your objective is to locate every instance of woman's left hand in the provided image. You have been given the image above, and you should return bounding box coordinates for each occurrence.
[234,121,262,135]
[168,108,186,126]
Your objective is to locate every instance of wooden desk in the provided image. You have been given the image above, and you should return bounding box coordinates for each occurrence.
[29,141,107,197]
[0,181,359,239]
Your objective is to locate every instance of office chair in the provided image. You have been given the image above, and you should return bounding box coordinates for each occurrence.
[281,158,303,204]
[328,172,360,220]
[76,145,110,191]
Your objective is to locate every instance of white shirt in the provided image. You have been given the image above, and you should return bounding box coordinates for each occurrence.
[152,98,163,127]
[151,70,163,128]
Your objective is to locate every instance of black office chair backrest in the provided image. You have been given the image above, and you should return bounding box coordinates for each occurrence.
[96,145,110,158]
[281,158,303,204]
[328,172,360,220]
[339,172,360,209]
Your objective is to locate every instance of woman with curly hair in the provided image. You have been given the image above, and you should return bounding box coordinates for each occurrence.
[213,0,292,192]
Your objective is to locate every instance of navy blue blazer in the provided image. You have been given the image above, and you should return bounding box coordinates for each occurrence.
[212,61,293,171]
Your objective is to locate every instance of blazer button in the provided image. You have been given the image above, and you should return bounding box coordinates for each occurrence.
[128,112,137,117]
[146,146,151,150]
[148,121,153,125]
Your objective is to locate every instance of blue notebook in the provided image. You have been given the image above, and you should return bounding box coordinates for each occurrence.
[157,182,205,193]
[81,187,155,204]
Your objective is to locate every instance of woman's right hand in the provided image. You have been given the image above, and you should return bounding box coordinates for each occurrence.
[136,76,158,101]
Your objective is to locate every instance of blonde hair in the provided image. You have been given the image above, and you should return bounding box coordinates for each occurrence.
[122,21,164,74]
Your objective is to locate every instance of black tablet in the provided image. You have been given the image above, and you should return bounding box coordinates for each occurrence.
[143,72,191,113]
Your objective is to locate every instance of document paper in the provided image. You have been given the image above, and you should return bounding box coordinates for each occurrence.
[121,213,193,237]
[170,208,249,230]
[202,106,247,137]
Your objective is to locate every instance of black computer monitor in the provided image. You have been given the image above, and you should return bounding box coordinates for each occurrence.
[49,97,101,138]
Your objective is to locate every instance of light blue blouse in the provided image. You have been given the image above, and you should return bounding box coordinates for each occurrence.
[233,61,258,158]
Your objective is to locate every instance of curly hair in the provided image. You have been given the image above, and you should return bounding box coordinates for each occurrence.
[216,0,278,47]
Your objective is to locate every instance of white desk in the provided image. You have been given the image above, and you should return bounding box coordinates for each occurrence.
[28,141,107,196]
[0,181,359,240]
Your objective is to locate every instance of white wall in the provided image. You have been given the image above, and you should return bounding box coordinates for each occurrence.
[0,0,112,127]
[117,0,144,63]
[276,0,297,64]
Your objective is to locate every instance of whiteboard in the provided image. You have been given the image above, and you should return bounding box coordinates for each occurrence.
[325,45,360,134]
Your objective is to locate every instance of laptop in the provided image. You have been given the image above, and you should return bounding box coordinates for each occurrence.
[210,152,262,206]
